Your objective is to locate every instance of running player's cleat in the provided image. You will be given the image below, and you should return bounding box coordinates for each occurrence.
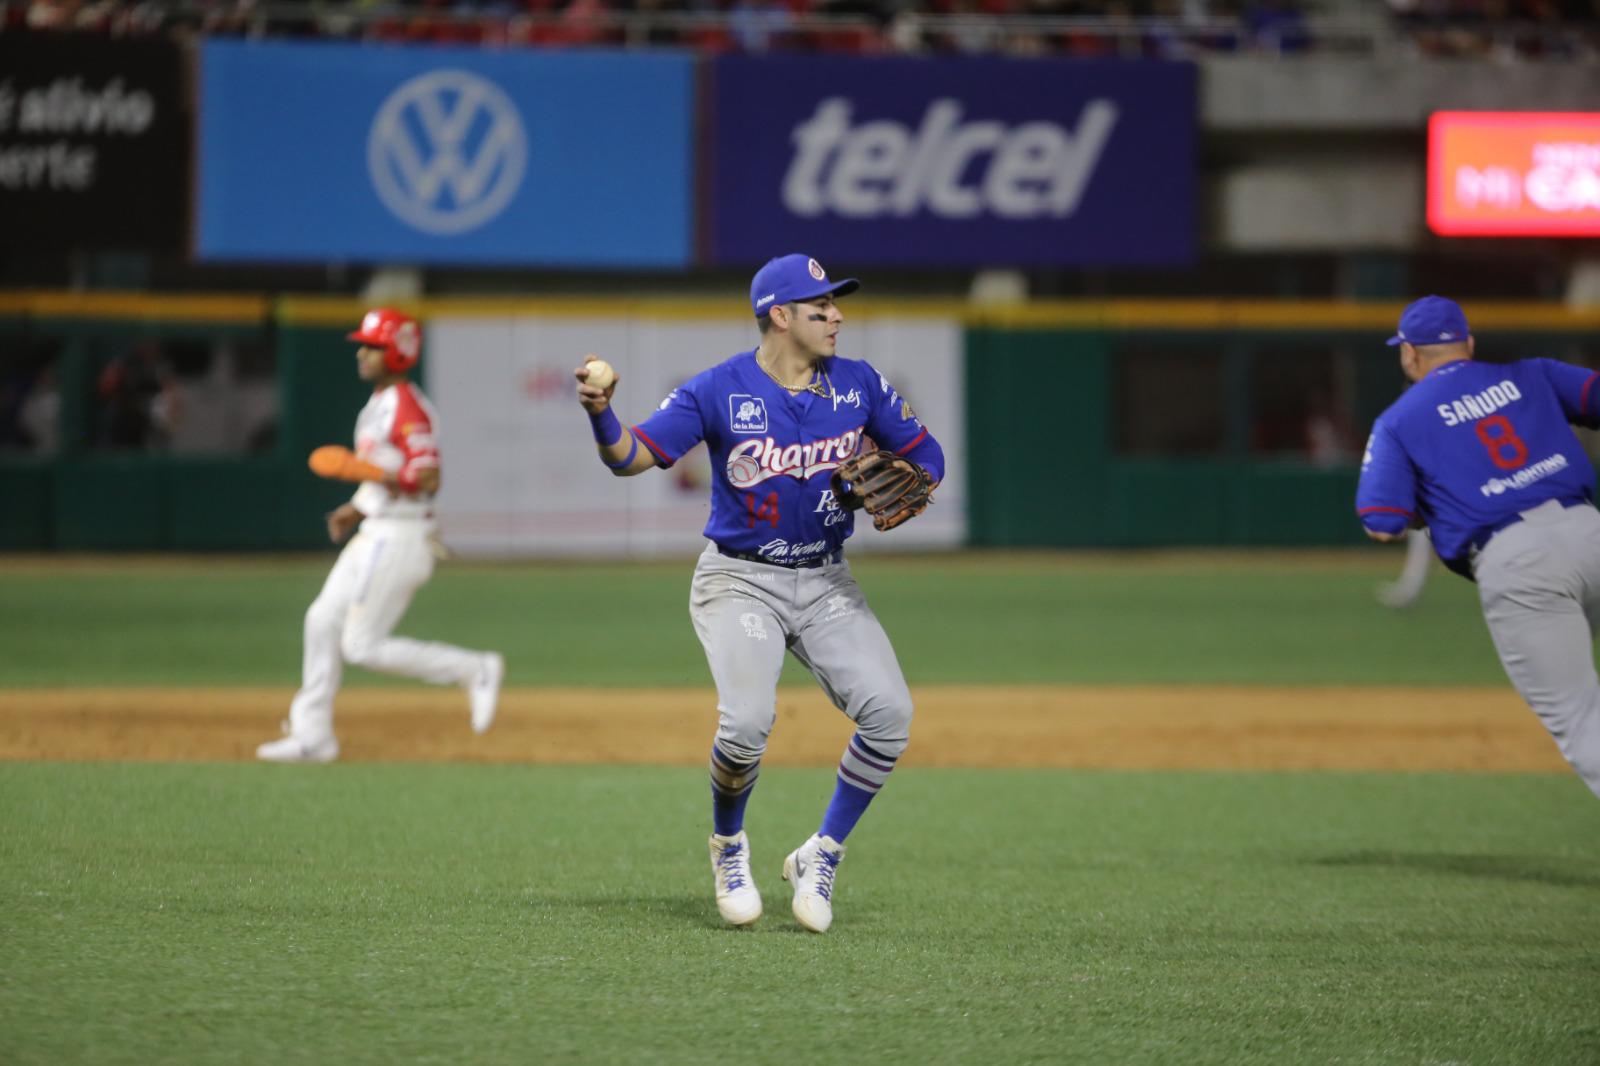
[468,652,504,734]
[782,833,845,933]
[256,724,339,764]
[709,831,762,926]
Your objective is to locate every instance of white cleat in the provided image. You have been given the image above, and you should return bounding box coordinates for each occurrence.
[709,831,762,926]
[256,732,339,764]
[469,652,504,734]
[781,833,845,934]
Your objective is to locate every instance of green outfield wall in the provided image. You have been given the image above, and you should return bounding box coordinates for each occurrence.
[965,325,1377,547]
[3,294,1598,551]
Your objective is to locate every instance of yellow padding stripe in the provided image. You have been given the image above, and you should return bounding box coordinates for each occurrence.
[0,291,269,321]
[270,296,1600,331]
[4,291,1599,331]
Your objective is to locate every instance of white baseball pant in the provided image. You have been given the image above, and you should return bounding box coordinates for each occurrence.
[286,517,483,742]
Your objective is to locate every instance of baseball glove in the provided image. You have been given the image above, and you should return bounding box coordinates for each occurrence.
[308,445,386,484]
[830,449,935,532]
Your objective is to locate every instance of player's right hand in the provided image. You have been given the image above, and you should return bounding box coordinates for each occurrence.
[575,355,616,414]
[326,503,363,545]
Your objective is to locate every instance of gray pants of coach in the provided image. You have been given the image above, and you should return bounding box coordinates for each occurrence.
[689,544,914,768]
[1473,498,1600,800]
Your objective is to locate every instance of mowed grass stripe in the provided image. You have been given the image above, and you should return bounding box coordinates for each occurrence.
[1,763,1597,1065]
[0,551,1498,687]
[0,685,1570,773]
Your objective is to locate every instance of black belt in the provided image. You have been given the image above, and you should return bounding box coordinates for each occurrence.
[716,544,843,569]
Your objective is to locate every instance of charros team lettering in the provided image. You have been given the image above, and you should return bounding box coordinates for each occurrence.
[781,98,1117,221]
[1437,379,1523,426]
[725,429,863,488]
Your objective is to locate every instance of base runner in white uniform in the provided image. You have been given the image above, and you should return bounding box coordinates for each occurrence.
[257,308,504,764]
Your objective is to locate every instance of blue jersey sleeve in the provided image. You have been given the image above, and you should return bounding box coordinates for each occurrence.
[862,362,945,483]
[1532,358,1600,429]
[632,372,711,468]
[1355,418,1417,536]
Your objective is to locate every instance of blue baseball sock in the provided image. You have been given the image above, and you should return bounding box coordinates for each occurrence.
[709,744,760,837]
[712,780,756,837]
[819,777,876,843]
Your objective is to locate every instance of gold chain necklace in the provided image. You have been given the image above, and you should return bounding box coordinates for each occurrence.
[756,348,830,398]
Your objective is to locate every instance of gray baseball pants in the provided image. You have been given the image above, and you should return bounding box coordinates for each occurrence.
[1473,498,1600,800]
[689,544,914,767]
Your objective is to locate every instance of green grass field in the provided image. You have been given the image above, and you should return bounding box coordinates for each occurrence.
[3,551,1598,1064]
[0,550,1504,686]
[4,764,1597,1065]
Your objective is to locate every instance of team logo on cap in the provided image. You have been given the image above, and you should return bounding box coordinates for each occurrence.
[808,258,826,280]
[394,322,421,359]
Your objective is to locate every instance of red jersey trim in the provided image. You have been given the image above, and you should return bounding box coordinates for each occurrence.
[390,382,439,489]
[1358,506,1415,518]
[390,382,434,436]
[1581,372,1599,418]
[894,428,928,455]
[632,426,675,468]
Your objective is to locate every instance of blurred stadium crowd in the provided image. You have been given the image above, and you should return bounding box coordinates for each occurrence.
[4,0,1596,58]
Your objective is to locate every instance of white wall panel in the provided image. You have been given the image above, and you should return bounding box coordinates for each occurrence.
[427,313,965,558]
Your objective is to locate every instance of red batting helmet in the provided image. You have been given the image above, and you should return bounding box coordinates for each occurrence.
[348,308,421,373]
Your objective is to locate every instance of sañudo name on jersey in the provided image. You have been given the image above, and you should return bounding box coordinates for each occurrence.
[1437,380,1522,426]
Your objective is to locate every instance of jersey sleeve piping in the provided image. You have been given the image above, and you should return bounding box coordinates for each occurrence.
[893,428,928,455]
[632,425,676,467]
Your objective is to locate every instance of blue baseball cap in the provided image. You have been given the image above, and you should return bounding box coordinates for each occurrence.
[750,254,859,318]
[1387,295,1470,347]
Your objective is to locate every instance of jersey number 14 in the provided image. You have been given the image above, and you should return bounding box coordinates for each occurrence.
[745,492,780,528]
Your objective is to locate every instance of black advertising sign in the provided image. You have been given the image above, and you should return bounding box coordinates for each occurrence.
[0,34,188,249]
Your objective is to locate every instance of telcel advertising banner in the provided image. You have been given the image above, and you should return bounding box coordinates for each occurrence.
[196,42,694,266]
[1429,112,1600,237]
[705,55,1196,268]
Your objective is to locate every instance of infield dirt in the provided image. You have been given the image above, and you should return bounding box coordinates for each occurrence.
[0,686,1568,772]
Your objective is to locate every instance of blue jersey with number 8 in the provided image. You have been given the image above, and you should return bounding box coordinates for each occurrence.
[1357,357,1600,575]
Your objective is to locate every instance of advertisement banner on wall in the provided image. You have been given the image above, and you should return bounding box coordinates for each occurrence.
[196,42,693,266]
[425,312,966,558]
[705,55,1196,268]
[0,35,188,248]
[1428,111,1600,237]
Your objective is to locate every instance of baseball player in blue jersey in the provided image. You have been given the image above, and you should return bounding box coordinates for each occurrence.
[1357,295,1600,801]
[573,253,945,932]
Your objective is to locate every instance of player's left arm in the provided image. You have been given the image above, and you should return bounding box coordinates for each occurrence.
[861,364,945,484]
[388,385,442,496]
[1532,358,1600,429]
[1355,419,1417,542]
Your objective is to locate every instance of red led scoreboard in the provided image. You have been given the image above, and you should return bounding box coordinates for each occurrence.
[1428,112,1600,237]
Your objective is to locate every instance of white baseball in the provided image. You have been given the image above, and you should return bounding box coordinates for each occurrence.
[585,359,616,391]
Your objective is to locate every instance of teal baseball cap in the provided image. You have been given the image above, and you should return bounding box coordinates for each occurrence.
[750,254,859,317]
[1387,295,1470,347]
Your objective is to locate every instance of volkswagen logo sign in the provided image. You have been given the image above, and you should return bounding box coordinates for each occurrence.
[367,69,528,236]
